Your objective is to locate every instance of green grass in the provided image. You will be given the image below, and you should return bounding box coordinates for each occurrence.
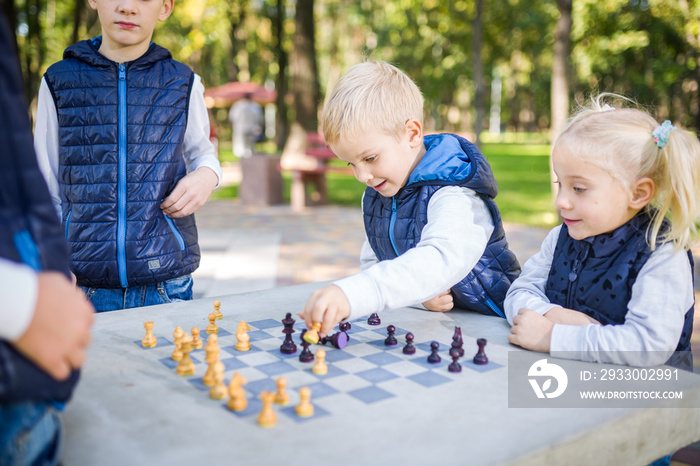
[211,140,559,228]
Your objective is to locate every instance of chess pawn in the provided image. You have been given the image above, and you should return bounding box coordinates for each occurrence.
[191,327,203,350]
[257,391,277,428]
[299,330,314,363]
[176,335,195,376]
[473,338,488,365]
[209,361,227,400]
[274,377,289,405]
[448,347,462,373]
[312,349,327,375]
[295,386,314,418]
[213,299,223,320]
[427,341,441,364]
[227,372,248,412]
[202,337,220,387]
[303,322,321,344]
[206,312,219,334]
[402,332,416,355]
[367,313,381,326]
[171,326,185,361]
[141,321,157,348]
[235,321,252,351]
[384,324,397,346]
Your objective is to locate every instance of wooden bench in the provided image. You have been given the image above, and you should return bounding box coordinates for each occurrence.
[290,133,352,212]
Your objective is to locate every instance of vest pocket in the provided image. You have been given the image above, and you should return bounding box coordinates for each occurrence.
[164,215,186,251]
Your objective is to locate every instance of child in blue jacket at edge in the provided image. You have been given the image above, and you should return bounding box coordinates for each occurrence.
[300,61,521,337]
[506,95,700,370]
[0,9,94,465]
[34,0,222,312]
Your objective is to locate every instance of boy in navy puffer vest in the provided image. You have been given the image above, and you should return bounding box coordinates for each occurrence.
[300,61,520,338]
[0,10,94,464]
[34,0,222,311]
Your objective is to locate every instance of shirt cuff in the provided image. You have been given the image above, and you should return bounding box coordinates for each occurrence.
[333,273,381,321]
[0,263,38,341]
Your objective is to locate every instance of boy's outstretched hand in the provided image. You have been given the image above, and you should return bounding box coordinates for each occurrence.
[161,167,219,218]
[300,285,351,338]
[14,272,94,380]
[423,290,454,312]
[508,308,553,352]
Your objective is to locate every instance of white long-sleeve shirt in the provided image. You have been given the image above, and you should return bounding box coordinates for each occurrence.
[0,258,38,341]
[504,225,693,366]
[334,186,494,320]
[34,74,222,217]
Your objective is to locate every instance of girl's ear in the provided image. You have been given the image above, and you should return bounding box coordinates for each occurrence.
[629,177,655,209]
[405,119,423,148]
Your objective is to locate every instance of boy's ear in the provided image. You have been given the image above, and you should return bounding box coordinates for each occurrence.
[405,119,423,148]
[87,0,97,10]
[629,177,654,209]
[159,0,175,22]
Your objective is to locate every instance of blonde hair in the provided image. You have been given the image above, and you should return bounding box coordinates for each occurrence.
[320,61,424,147]
[553,94,700,251]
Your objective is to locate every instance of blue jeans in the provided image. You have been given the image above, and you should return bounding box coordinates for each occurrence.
[0,401,62,466]
[82,274,193,312]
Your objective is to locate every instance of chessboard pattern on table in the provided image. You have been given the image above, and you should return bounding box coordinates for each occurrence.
[136,317,503,423]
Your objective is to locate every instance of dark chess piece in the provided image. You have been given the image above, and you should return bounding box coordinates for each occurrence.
[280,312,297,354]
[339,321,351,342]
[384,325,397,346]
[427,341,441,364]
[448,347,462,373]
[367,313,381,326]
[402,332,416,355]
[473,338,488,365]
[321,331,349,349]
[452,326,464,357]
[299,330,315,363]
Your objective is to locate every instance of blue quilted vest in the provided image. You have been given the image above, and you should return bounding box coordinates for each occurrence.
[545,211,694,358]
[0,19,78,403]
[363,133,521,317]
[43,38,200,288]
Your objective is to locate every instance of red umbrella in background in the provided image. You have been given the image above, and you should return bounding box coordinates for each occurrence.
[203,81,276,108]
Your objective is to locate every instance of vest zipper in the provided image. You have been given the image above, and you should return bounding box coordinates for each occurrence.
[483,297,505,318]
[117,64,128,288]
[64,209,71,241]
[389,197,400,256]
[13,230,41,271]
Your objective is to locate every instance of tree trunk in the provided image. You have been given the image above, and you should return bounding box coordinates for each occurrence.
[227,0,248,82]
[281,0,320,171]
[472,0,484,147]
[273,0,289,150]
[550,0,572,143]
[71,0,85,45]
[550,0,572,207]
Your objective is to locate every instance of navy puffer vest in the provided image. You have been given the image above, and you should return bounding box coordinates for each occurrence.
[44,38,200,288]
[363,133,521,316]
[0,15,78,403]
[545,212,694,355]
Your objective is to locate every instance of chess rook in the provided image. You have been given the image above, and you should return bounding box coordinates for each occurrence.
[473,338,488,365]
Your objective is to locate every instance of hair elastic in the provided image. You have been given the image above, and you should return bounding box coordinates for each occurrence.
[652,120,676,149]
